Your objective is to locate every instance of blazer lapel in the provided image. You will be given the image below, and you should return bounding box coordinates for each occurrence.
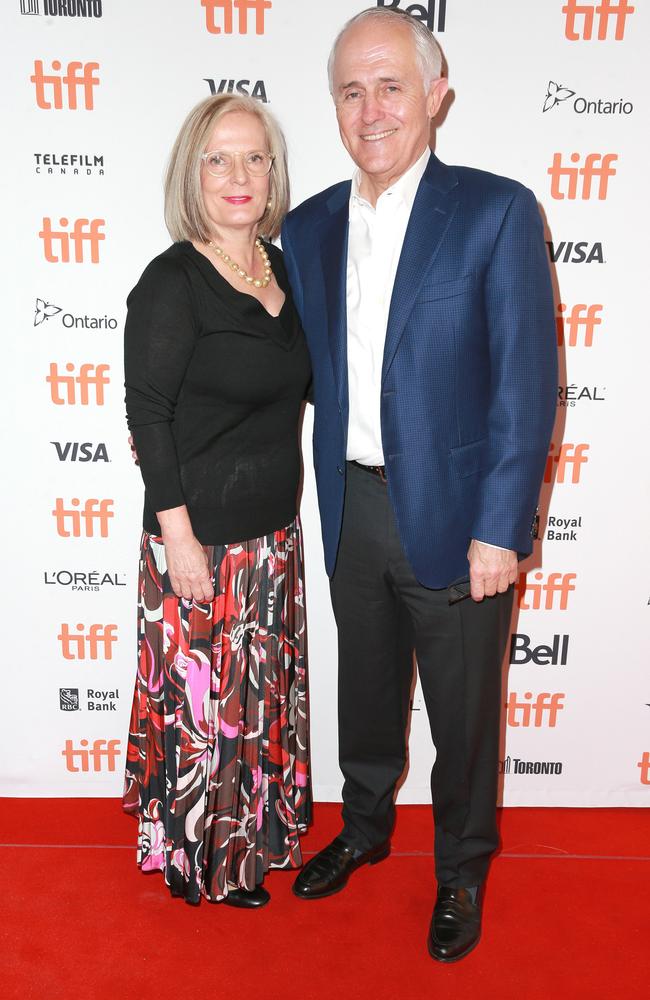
[319,185,350,411]
[382,156,459,383]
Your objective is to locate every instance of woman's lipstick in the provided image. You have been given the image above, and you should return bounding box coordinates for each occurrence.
[223,196,253,204]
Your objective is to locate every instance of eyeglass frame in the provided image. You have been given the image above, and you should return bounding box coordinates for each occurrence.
[200,149,276,177]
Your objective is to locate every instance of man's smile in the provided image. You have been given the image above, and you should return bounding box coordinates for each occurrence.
[360,128,398,141]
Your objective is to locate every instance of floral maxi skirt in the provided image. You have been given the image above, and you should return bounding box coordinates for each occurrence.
[123,518,311,903]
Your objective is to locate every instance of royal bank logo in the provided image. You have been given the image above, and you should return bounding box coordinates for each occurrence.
[543,80,633,116]
[59,687,80,711]
[34,152,105,177]
[34,298,118,330]
[204,78,268,102]
[20,1,103,17]
[545,515,583,542]
[377,0,447,31]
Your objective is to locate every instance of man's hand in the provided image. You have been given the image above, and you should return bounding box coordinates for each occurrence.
[467,539,517,602]
[163,534,214,603]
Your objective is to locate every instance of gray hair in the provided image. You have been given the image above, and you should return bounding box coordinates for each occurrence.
[327,7,444,95]
[164,94,290,243]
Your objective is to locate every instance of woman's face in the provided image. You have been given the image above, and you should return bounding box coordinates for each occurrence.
[200,111,271,238]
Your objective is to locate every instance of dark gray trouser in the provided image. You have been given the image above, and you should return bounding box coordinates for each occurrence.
[329,461,513,888]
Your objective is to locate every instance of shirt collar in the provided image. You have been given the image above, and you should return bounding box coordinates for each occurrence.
[350,147,430,212]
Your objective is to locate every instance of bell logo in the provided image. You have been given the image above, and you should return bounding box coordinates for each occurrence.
[516,572,577,611]
[47,363,109,405]
[201,0,271,35]
[30,60,100,110]
[39,218,105,264]
[62,738,121,773]
[58,623,118,660]
[376,0,447,31]
[556,303,603,347]
[638,752,650,785]
[506,692,565,728]
[52,498,114,538]
[548,153,617,200]
[544,443,590,484]
[563,0,635,41]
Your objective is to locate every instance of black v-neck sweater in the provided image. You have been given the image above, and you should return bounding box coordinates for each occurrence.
[124,240,311,545]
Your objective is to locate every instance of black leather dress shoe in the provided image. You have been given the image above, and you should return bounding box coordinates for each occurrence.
[427,886,482,962]
[292,835,390,899]
[223,886,270,909]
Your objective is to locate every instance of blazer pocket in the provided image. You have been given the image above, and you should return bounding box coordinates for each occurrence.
[416,272,476,303]
[449,438,486,478]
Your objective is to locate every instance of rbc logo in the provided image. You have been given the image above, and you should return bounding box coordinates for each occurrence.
[516,572,577,611]
[30,60,100,110]
[563,0,635,40]
[39,218,105,264]
[62,738,121,773]
[556,304,603,347]
[376,0,447,31]
[548,153,617,200]
[201,0,271,34]
[52,498,114,538]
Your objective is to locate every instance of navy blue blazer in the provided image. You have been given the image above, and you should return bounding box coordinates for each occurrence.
[281,153,557,588]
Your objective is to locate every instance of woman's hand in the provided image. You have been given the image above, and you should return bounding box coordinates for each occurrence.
[157,506,214,603]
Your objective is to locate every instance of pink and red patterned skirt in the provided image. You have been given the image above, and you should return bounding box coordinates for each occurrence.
[123,518,311,903]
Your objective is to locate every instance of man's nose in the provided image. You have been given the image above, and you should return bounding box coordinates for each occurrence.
[361,94,383,124]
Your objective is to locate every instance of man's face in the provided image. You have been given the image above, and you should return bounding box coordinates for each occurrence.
[332,20,448,196]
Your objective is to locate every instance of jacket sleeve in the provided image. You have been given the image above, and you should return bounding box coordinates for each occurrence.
[124,255,198,514]
[471,186,558,554]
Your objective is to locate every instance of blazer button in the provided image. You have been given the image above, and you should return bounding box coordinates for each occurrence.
[337,465,344,475]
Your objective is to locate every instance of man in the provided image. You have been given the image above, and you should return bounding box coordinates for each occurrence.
[281,8,557,962]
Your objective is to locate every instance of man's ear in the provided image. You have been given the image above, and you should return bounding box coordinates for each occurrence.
[427,76,449,118]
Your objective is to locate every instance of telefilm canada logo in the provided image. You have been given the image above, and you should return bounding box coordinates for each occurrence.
[34,297,118,330]
[204,78,268,102]
[34,152,104,177]
[20,1,103,18]
[543,80,633,116]
[376,0,447,31]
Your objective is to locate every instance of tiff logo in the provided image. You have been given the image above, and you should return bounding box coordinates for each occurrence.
[516,572,577,611]
[544,443,590,484]
[30,60,100,110]
[52,498,114,538]
[62,738,120,772]
[201,0,271,34]
[47,363,109,405]
[377,0,447,31]
[638,752,650,785]
[58,623,118,660]
[506,692,565,728]
[556,303,603,347]
[39,218,105,264]
[563,0,635,40]
[548,153,617,200]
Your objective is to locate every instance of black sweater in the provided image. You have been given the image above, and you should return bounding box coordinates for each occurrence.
[124,240,311,545]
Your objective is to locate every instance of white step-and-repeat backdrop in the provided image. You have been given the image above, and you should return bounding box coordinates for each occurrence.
[1,0,647,805]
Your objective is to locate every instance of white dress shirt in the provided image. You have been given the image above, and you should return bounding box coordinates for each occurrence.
[345,148,430,466]
[344,150,506,553]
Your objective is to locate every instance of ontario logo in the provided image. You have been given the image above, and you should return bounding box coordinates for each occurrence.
[33,297,118,330]
[543,80,633,115]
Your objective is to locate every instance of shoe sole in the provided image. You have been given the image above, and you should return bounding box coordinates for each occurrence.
[292,845,391,901]
[427,932,481,963]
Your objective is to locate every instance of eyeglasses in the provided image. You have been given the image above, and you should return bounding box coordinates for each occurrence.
[201,150,275,177]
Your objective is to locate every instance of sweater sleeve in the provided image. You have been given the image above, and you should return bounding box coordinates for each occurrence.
[124,254,199,514]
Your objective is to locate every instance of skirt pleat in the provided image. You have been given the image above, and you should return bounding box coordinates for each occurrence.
[123,518,311,903]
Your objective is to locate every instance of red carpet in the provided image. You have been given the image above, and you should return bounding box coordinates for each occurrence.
[2,801,649,999]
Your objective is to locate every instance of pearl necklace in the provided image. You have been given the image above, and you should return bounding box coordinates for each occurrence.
[207,237,272,289]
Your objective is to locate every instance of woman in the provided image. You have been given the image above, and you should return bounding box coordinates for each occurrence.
[122,94,311,908]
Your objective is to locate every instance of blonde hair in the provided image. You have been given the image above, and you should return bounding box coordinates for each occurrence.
[164,94,290,243]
